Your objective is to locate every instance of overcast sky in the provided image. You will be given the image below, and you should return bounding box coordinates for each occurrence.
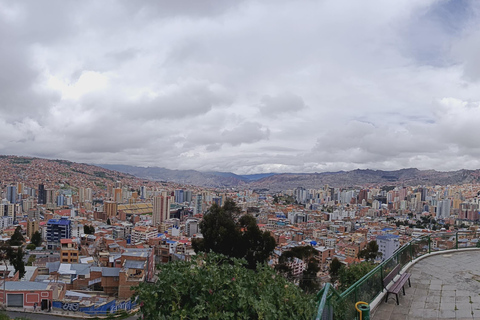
[1,0,480,174]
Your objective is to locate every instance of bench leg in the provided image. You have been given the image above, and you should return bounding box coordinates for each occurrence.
[385,292,389,303]
[408,278,411,287]
[396,293,399,305]
[402,285,406,295]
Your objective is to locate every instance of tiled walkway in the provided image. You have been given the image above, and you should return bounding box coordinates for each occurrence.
[372,251,480,320]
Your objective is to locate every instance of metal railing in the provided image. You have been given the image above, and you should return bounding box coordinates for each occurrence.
[314,231,479,320]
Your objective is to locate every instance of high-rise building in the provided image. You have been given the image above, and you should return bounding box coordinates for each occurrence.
[186,218,199,237]
[6,185,16,204]
[140,186,147,200]
[57,195,65,207]
[46,217,72,249]
[26,219,39,240]
[184,190,192,203]
[45,188,56,208]
[437,199,451,219]
[195,194,203,215]
[114,188,123,203]
[78,187,85,203]
[38,184,46,205]
[377,235,400,261]
[104,201,118,218]
[85,188,92,202]
[152,195,172,225]
[174,190,184,203]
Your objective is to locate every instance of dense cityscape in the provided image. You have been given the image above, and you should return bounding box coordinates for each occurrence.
[0,155,479,318]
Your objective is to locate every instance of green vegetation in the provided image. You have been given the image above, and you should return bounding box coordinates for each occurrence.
[358,240,382,262]
[10,158,31,164]
[84,225,95,234]
[192,199,275,270]
[26,255,36,266]
[135,253,316,320]
[0,244,25,279]
[26,243,36,250]
[273,194,295,205]
[10,226,24,246]
[95,182,106,189]
[275,246,321,294]
[94,171,107,178]
[31,231,42,247]
[329,257,343,283]
[338,262,376,291]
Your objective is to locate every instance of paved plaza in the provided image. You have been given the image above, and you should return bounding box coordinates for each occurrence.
[372,250,480,320]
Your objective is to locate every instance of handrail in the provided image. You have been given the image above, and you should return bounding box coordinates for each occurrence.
[313,230,479,320]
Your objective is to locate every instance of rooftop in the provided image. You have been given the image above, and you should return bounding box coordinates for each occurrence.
[372,250,480,320]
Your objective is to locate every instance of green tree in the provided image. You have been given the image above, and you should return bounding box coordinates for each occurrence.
[26,255,36,266]
[192,200,240,257]
[135,253,316,320]
[358,240,382,262]
[476,240,480,248]
[275,246,321,294]
[338,262,376,291]
[31,231,42,247]
[193,199,275,270]
[9,226,24,246]
[106,218,111,225]
[329,257,343,283]
[10,247,25,279]
[237,214,276,270]
[84,225,95,234]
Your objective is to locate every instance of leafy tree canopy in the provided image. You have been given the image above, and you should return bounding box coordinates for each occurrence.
[329,257,343,282]
[358,240,382,262]
[31,231,42,247]
[192,199,276,270]
[83,225,95,235]
[338,262,376,291]
[9,226,24,246]
[275,246,321,294]
[135,253,316,320]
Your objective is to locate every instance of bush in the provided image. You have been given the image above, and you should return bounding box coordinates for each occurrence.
[135,253,316,319]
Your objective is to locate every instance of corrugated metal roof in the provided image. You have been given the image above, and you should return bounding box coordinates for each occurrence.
[124,260,145,269]
[102,267,121,277]
[5,282,49,291]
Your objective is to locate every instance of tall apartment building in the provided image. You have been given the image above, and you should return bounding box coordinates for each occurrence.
[46,217,72,249]
[185,218,199,237]
[6,185,16,204]
[377,235,400,261]
[113,188,123,203]
[104,201,118,218]
[152,195,172,225]
[38,184,46,205]
[26,219,39,240]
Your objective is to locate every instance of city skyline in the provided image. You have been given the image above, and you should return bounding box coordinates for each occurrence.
[1,1,480,174]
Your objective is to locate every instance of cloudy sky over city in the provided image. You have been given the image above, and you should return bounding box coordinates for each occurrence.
[1,0,480,174]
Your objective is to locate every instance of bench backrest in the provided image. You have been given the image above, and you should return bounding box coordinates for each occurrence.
[383,264,401,288]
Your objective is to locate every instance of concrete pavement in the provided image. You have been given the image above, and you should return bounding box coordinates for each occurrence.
[372,251,480,320]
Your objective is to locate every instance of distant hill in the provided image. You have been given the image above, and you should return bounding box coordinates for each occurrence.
[97,164,249,188]
[96,164,480,190]
[0,155,154,194]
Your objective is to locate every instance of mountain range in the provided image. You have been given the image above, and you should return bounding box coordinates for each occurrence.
[97,164,480,191]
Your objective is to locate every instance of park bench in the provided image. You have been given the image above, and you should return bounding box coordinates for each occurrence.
[383,264,411,305]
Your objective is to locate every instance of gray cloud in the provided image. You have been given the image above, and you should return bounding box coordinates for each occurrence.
[259,93,307,117]
[2,0,480,174]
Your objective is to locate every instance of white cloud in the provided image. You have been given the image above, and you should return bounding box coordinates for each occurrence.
[1,0,480,174]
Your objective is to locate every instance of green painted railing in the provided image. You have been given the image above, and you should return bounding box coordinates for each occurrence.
[314,230,479,320]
